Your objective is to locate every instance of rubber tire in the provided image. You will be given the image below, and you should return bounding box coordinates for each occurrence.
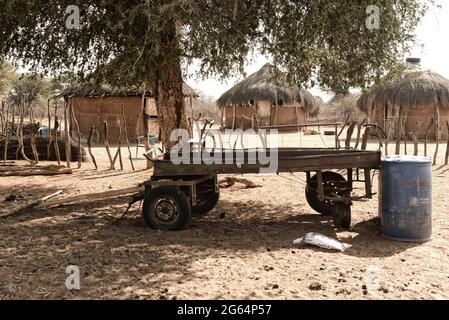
[305,171,348,216]
[332,202,351,230]
[142,186,191,231]
[192,190,220,215]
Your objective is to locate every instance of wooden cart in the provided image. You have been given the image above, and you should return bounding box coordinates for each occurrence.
[139,148,381,231]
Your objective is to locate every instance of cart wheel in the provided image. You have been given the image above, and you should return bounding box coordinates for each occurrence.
[305,171,348,216]
[332,202,351,230]
[193,190,220,214]
[142,186,191,231]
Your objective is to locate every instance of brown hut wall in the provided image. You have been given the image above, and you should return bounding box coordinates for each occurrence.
[224,106,255,130]
[224,105,306,130]
[371,105,449,140]
[71,96,158,143]
[270,106,306,128]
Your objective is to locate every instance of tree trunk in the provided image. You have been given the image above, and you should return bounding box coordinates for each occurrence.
[153,23,190,150]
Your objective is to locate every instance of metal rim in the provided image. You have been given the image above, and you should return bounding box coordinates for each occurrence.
[150,195,180,225]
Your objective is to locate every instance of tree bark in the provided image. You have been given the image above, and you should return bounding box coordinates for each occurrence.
[153,22,190,150]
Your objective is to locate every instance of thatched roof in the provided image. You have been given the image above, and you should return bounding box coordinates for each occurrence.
[357,70,449,114]
[59,82,197,98]
[217,63,316,112]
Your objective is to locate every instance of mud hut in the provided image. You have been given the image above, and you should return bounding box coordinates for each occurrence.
[357,58,449,140]
[61,83,197,143]
[217,64,317,130]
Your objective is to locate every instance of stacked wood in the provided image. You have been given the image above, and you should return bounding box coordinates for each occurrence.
[0,137,86,162]
[0,165,72,177]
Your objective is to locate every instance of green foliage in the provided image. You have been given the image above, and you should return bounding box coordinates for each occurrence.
[0,59,17,95]
[0,0,433,92]
[7,75,50,107]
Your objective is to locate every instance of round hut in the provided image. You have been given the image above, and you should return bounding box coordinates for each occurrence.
[357,58,449,140]
[217,64,317,130]
[60,83,197,143]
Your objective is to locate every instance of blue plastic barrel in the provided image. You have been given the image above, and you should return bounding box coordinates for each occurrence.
[380,155,432,242]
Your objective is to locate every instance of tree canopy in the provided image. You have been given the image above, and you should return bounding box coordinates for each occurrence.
[0,0,433,145]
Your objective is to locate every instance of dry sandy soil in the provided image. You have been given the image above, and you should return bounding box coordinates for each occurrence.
[0,131,448,300]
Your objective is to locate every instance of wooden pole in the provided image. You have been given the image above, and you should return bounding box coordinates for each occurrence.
[46,99,53,160]
[433,106,441,165]
[361,126,371,150]
[445,121,449,165]
[53,115,61,165]
[121,104,135,171]
[30,121,39,164]
[112,116,123,171]
[353,122,363,150]
[0,190,63,218]
[16,101,33,164]
[87,126,98,170]
[63,101,71,168]
[220,106,225,128]
[70,101,82,168]
[345,121,356,149]
[103,120,114,170]
[135,92,145,150]
[395,116,402,155]
[336,113,350,149]
[3,104,9,165]
[413,121,421,156]
[232,105,237,130]
[424,118,434,157]
[142,97,151,169]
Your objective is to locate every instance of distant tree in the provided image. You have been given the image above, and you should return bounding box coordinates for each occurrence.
[7,75,49,119]
[0,0,432,147]
[0,59,17,96]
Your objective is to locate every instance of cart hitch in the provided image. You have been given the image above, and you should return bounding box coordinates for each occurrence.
[114,191,146,224]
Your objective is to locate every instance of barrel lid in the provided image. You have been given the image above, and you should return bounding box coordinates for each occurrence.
[382,155,431,163]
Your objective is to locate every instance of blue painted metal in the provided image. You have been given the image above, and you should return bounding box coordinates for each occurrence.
[380,156,432,242]
[38,127,50,138]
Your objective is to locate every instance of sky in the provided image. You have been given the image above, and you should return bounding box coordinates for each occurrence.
[186,1,449,102]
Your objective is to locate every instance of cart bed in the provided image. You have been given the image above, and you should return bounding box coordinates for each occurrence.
[151,148,381,177]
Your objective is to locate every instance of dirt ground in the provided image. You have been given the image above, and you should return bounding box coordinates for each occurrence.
[1,131,449,300]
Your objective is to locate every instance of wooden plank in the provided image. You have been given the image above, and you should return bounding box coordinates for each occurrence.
[42,187,143,207]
